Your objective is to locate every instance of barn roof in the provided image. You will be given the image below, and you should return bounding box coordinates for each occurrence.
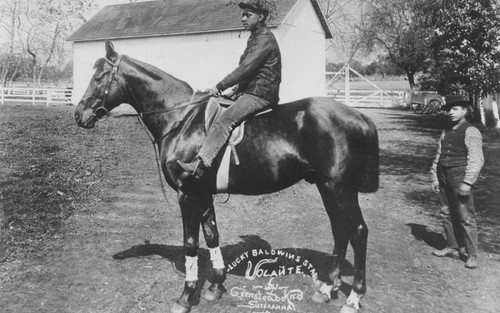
[67,0,332,42]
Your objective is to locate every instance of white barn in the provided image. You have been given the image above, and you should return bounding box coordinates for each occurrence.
[68,0,332,103]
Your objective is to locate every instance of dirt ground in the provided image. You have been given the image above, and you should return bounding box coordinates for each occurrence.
[0,105,499,313]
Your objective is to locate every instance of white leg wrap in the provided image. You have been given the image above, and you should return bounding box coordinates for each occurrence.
[185,256,198,281]
[209,247,225,269]
[346,290,362,310]
[319,282,333,299]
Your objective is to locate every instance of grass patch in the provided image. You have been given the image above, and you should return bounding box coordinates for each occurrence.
[0,105,113,262]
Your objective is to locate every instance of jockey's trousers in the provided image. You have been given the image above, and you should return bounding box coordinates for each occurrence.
[197,93,270,167]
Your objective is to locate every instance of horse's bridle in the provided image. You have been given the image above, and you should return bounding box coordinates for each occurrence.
[83,54,212,126]
[83,55,122,126]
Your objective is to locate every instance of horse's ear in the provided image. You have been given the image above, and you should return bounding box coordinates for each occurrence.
[105,40,118,62]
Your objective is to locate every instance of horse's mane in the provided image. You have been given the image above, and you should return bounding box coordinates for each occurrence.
[122,55,166,81]
[93,55,193,93]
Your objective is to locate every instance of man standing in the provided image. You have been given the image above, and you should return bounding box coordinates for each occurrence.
[430,95,484,269]
[177,0,281,187]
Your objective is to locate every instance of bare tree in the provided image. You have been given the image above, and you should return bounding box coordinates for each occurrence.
[358,0,437,89]
[318,0,371,63]
[0,0,24,85]
[14,0,96,86]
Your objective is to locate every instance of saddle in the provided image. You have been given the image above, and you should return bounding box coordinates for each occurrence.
[204,96,270,192]
[205,97,245,156]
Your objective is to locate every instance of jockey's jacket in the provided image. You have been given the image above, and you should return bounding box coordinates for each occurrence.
[216,24,282,104]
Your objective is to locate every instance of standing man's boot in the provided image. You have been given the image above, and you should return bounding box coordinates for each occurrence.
[432,247,459,258]
[465,256,477,269]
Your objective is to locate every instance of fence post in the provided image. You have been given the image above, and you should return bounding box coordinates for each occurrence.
[345,63,350,106]
[1,87,4,105]
[32,87,35,105]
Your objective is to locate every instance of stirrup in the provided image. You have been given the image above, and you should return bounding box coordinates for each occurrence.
[177,159,204,179]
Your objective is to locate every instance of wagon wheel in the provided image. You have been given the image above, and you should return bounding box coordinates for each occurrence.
[426,99,442,114]
[411,103,425,114]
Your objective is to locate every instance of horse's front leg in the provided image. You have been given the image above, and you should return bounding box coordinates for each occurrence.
[200,203,226,301]
[171,192,203,313]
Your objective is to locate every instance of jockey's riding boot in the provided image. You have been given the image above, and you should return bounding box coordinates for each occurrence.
[177,157,205,180]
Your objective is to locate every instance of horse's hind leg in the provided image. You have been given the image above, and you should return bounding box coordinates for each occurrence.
[200,203,226,301]
[347,212,368,312]
[313,182,367,313]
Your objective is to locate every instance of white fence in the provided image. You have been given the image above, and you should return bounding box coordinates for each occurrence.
[328,89,405,108]
[0,87,73,106]
[0,83,406,108]
[326,64,406,108]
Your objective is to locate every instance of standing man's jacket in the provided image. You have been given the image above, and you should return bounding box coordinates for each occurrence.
[439,121,471,167]
[430,120,484,186]
[216,24,282,104]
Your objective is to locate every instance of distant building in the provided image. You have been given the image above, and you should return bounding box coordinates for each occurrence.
[68,0,332,103]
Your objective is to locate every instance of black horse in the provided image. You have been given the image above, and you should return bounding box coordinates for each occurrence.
[75,41,379,313]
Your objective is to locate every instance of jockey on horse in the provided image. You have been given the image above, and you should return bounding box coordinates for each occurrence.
[177,0,281,190]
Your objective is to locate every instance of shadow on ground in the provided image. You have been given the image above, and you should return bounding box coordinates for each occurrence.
[112,234,355,303]
[376,109,500,255]
[406,223,446,250]
[379,110,451,131]
[377,111,442,176]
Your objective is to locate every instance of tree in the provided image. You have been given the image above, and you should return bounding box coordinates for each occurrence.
[18,0,96,86]
[326,62,344,72]
[418,0,500,123]
[0,0,20,54]
[0,0,96,86]
[362,58,405,77]
[319,0,372,63]
[0,0,25,85]
[420,0,500,97]
[0,52,25,85]
[359,0,437,90]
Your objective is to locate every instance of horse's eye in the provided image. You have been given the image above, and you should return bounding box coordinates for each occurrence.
[94,75,104,83]
[94,70,109,82]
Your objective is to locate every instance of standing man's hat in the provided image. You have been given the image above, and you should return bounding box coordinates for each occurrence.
[238,0,270,15]
[441,94,470,111]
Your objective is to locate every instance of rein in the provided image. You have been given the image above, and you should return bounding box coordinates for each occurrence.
[109,94,212,119]
[129,94,211,201]
[110,92,212,145]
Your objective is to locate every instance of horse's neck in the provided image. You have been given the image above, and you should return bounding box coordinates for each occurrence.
[124,63,193,110]
[122,58,199,139]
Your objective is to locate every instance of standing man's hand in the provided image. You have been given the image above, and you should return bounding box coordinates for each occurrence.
[205,86,221,97]
[457,182,472,196]
[431,181,440,194]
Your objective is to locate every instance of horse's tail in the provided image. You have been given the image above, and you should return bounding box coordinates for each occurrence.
[357,116,379,193]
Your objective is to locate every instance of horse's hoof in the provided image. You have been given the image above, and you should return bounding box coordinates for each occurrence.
[203,288,223,301]
[170,302,190,313]
[340,304,359,313]
[311,291,330,304]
